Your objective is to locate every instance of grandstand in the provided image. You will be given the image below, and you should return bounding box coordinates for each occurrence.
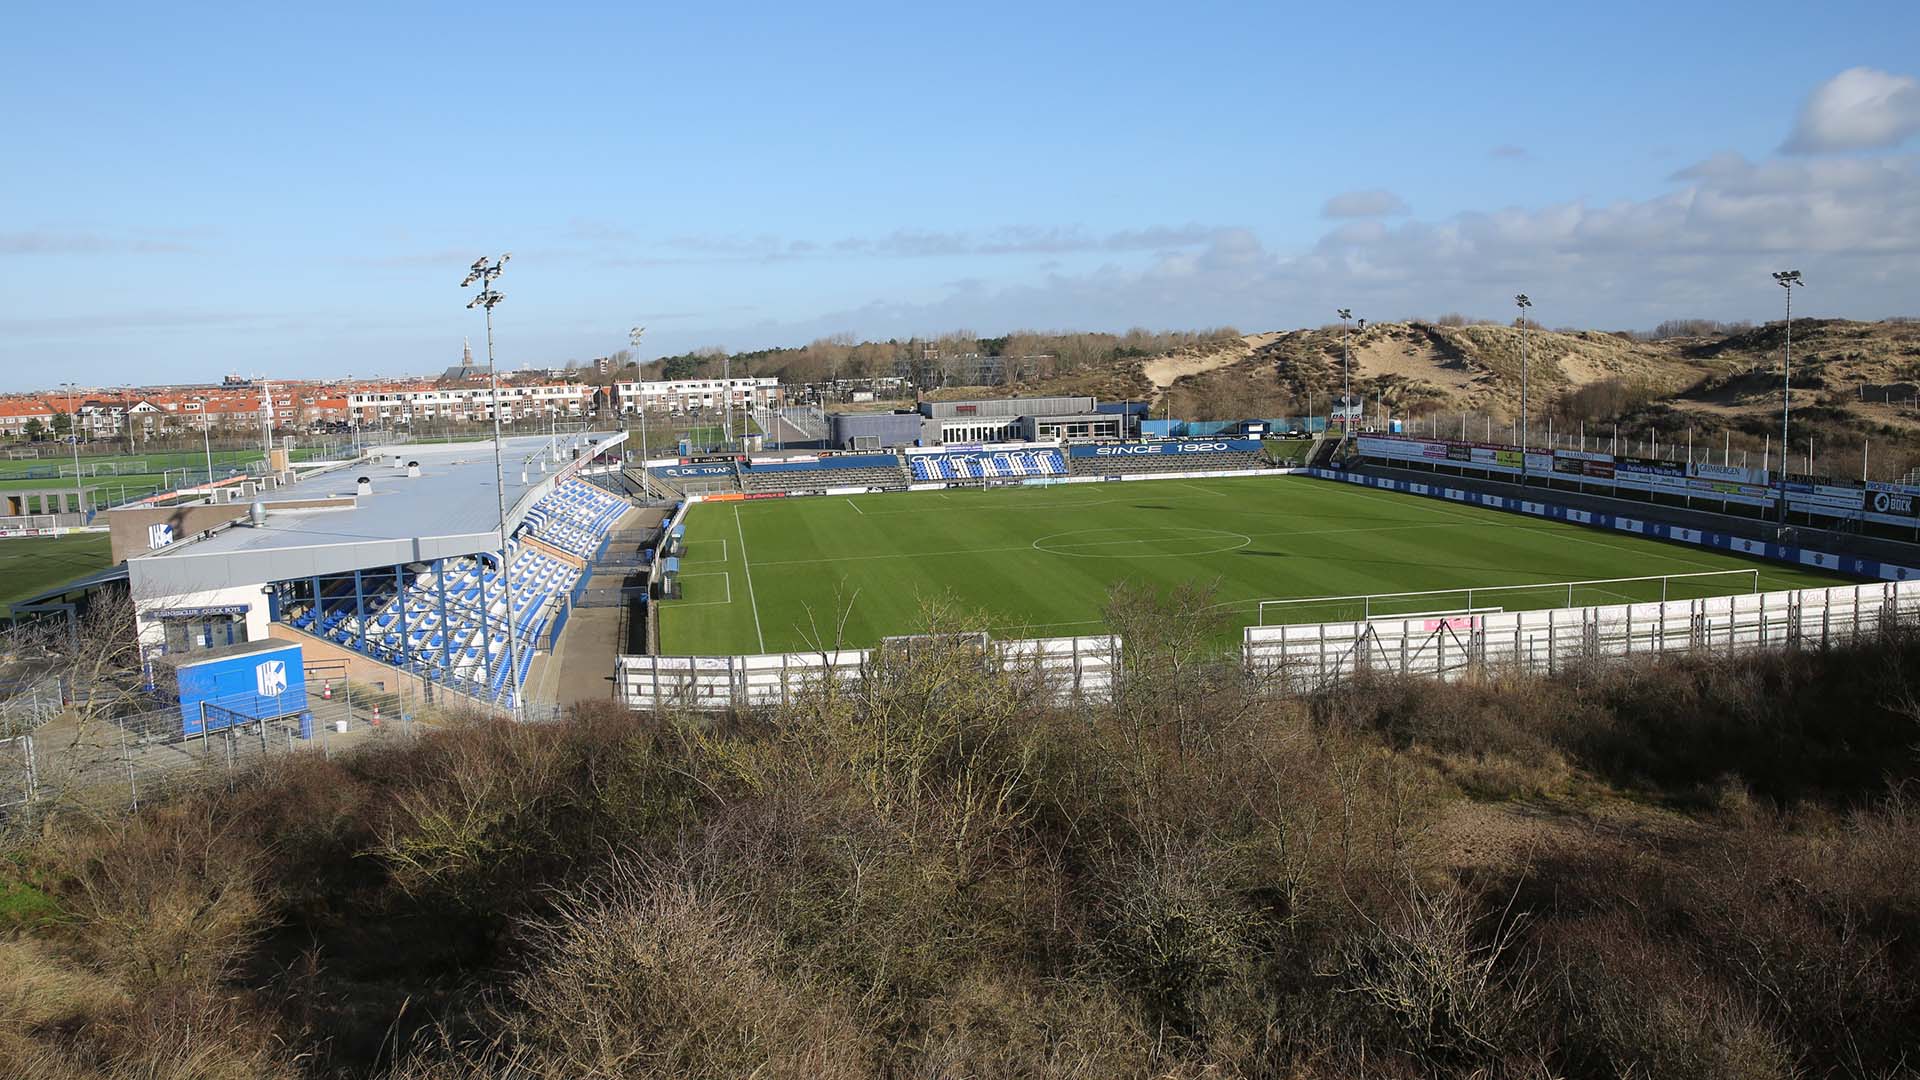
[736,453,908,494]
[121,432,631,711]
[1064,438,1267,478]
[908,448,1065,482]
[283,540,582,701]
[522,480,629,559]
[628,438,1279,503]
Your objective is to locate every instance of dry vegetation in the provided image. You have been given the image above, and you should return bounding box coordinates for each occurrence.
[4,587,1920,1078]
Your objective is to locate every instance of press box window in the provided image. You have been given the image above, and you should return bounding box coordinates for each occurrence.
[160,614,249,655]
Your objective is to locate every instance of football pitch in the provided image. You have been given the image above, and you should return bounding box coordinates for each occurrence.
[0,448,327,506]
[0,534,113,617]
[656,475,1853,655]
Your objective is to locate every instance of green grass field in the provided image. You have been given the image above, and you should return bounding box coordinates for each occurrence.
[0,447,331,507]
[0,534,113,617]
[626,414,766,453]
[657,475,1852,654]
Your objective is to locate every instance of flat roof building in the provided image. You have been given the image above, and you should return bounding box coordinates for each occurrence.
[121,431,631,710]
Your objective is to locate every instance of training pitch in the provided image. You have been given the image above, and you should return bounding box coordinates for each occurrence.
[656,475,1851,654]
[0,533,113,617]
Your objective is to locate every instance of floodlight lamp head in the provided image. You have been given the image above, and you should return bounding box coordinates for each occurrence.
[1337,308,1352,320]
[1515,293,1531,308]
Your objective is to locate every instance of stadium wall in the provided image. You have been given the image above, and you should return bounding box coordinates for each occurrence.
[621,576,1920,708]
[1246,579,1920,691]
[1306,468,1920,582]
[616,634,1118,710]
[1354,433,1920,532]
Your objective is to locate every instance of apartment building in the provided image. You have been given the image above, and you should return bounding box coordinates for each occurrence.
[346,383,593,425]
[609,376,781,415]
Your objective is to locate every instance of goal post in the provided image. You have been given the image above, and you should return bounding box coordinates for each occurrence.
[1256,569,1762,626]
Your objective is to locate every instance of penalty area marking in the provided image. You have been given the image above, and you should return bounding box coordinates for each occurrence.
[682,537,728,563]
[673,571,733,606]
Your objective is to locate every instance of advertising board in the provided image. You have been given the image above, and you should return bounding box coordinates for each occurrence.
[1066,439,1262,458]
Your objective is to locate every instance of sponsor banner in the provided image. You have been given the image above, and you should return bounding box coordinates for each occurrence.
[1615,457,1685,478]
[1067,439,1262,458]
[1525,452,1554,474]
[682,453,742,464]
[149,604,250,619]
[741,492,788,500]
[1446,445,1472,462]
[1866,487,1920,524]
[1304,467,1920,582]
[1787,483,1865,514]
[656,463,737,478]
[1691,462,1768,485]
[1582,459,1616,480]
[1551,455,1585,476]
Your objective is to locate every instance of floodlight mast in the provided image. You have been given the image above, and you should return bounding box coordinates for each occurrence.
[61,383,82,509]
[1336,309,1354,439]
[1773,270,1803,526]
[461,252,522,720]
[629,326,647,460]
[1515,294,1533,485]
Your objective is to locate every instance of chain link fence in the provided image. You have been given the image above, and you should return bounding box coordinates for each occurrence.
[1,678,441,822]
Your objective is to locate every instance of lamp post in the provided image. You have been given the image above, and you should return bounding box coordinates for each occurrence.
[629,326,648,459]
[461,253,523,719]
[1772,270,1803,525]
[1515,294,1533,485]
[61,383,83,513]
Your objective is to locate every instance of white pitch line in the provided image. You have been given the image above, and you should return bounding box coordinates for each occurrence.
[749,517,1503,568]
[734,507,765,651]
[846,497,866,515]
[673,570,733,606]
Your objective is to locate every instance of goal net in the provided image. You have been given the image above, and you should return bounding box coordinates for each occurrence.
[1257,569,1761,626]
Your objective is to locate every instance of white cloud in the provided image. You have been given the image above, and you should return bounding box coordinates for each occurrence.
[1783,67,1920,153]
[661,224,1222,261]
[0,228,205,255]
[678,150,1920,351]
[1320,189,1410,219]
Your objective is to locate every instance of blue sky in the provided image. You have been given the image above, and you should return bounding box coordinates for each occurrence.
[4,0,1919,389]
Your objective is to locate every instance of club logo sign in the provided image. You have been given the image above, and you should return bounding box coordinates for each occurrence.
[148,523,175,549]
[255,659,287,697]
[1872,491,1913,515]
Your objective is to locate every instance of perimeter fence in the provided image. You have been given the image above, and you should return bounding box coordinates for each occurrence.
[1,679,437,822]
